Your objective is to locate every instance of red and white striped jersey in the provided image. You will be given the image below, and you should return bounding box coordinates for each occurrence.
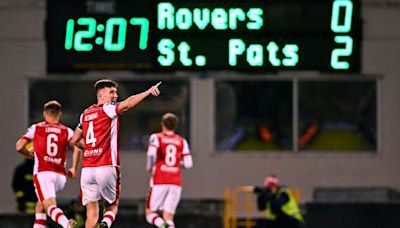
[148,132,191,186]
[22,122,73,175]
[79,103,120,168]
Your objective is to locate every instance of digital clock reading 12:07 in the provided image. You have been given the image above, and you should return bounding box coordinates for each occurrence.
[46,0,361,72]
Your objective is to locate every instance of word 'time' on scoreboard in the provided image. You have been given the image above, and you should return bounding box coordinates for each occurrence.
[46,0,361,73]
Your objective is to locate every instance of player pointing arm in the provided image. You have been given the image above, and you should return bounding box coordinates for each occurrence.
[71,79,162,228]
[72,81,161,149]
[118,81,161,113]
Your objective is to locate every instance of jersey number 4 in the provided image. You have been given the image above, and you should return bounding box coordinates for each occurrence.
[86,121,97,147]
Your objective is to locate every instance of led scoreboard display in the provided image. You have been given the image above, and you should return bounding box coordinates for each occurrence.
[46,0,361,72]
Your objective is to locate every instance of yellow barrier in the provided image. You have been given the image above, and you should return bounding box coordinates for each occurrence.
[224,187,257,228]
[224,187,301,228]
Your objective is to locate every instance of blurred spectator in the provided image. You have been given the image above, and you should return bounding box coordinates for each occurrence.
[241,174,304,228]
[299,121,318,148]
[12,154,37,213]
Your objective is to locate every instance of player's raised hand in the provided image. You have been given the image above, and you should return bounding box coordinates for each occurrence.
[67,167,77,179]
[27,149,35,159]
[148,81,162,96]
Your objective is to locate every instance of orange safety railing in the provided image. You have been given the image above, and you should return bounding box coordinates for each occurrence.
[224,187,301,228]
[224,187,257,228]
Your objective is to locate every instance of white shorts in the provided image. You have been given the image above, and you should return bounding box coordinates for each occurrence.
[33,171,66,201]
[147,185,182,214]
[80,166,121,206]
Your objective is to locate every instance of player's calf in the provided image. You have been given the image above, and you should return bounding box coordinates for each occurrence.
[47,205,70,228]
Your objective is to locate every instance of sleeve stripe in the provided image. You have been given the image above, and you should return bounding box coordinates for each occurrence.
[21,136,32,141]
[148,144,158,149]
[67,128,74,141]
[116,103,121,115]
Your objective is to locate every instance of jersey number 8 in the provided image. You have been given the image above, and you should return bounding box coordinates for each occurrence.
[165,144,177,166]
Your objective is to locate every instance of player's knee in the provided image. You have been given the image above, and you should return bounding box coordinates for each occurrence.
[163,211,174,221]
[145,208,153,216]
[35,201,44,212]
[41,198,56,210]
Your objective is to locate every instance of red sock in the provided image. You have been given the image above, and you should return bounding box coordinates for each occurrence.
[102,211,116,227]
[33,213,46,228]
[146,213,165,227]
[47,205,69,228]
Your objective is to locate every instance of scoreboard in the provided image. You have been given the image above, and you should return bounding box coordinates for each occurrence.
[46,0,361,72]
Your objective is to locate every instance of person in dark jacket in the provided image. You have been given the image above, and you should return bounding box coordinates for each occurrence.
[12,155,37,213]
[242,174,304,228]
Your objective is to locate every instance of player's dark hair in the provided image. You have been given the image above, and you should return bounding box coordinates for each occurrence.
[94,79,118,93]
[162,113,179,131]
[43,100,62,116]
